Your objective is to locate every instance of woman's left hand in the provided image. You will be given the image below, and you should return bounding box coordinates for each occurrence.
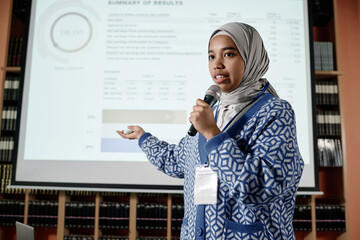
[189,99,221,140]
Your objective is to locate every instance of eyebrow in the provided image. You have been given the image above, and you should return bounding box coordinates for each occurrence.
[208,46,238,53]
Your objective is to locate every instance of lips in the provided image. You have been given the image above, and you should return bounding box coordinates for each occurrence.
[214,74,229,83]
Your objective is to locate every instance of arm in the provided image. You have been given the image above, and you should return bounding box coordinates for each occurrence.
[204,100,304,207]
[117,126,186,179]
[138,133,187,178]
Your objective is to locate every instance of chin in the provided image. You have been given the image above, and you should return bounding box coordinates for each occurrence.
[219,86,233,93]
[214,83,228,93]
[215,81,236,93]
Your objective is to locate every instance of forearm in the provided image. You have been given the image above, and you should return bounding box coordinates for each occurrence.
[139,133,186,178]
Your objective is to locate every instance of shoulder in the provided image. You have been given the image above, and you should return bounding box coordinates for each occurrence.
[257,95,295,119]
[245,96,296,134]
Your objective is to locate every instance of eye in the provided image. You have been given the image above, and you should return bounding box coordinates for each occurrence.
[208,55,215,61]
[225,52,234,57]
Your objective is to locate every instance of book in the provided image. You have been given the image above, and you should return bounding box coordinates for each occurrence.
[318,138,343,166]
[316,204,346,231]
[313,41,334,71]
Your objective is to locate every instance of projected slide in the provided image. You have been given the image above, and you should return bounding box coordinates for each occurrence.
[15,0,316,190]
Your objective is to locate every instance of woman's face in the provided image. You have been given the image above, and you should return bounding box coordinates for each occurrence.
[208,35,245,93]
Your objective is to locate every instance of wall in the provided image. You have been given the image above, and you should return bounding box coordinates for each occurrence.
[335,0,360,239]
[0,1,12,70]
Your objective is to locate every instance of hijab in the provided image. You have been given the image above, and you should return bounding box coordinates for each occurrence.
[209,22,279,130]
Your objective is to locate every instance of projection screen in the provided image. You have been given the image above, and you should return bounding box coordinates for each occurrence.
[12,0,318,192]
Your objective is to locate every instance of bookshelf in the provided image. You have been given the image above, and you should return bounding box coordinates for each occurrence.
[0,0,351,239]
[311,0,348,239]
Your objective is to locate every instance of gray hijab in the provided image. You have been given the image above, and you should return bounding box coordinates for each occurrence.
[209,22,279,130]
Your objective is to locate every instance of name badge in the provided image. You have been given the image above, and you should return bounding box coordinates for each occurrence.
[194,165,218,205]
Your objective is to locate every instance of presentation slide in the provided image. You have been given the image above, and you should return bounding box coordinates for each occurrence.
[14,0,316,191]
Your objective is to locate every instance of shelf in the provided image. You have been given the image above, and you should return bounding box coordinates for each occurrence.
[315,70,342,80]
[1,67,21,73]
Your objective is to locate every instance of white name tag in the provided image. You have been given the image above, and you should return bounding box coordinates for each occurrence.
[194,165,218,205]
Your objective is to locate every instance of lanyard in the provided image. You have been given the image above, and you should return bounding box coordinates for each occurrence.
[214,81,269,132]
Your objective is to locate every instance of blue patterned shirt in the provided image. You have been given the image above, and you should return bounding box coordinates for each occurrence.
[138,95,304,239]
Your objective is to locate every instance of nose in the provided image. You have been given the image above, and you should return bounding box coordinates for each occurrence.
[213,59,224,70]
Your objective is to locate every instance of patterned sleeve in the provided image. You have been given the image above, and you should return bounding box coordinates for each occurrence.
[138,133,187,179]
[204,100,304,207]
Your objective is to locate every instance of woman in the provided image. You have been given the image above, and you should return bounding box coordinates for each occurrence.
[118,22,304,239]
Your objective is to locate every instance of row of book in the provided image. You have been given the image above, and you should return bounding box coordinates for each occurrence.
[7,37,23,67]
[28,200,58,227]
[65,237,153,240]
[65,201,95,229]
[292,204,346,232]
[63,236,164,240]
[3,75,21,101]
[136,238,167,240]
[318,138,343,167]
[293,204,312,231]
[315,80,339,105]
[0,164,12,194]
[137,203,167,230]
[313,41,334,71]
[99,202,129,229]
[64,236,94,240]
[0,199,24,226]
[171,204,184,231]
[316,110,341,136]
[0,136,14,163]
[316,204,346,231]
[1,106,18,132]
[99,237,128,240]
[0,199,346,233]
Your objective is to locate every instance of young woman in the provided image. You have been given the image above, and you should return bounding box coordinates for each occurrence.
[118,22,304,239]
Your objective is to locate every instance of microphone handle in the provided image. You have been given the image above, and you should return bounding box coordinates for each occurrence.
[187,95,218,136]
[187,125,198,137]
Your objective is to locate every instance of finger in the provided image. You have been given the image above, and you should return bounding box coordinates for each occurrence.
[193,106,207,116]
[128,125,143,133]
[117,129,133,137]
[116,130,127,138]
[189,111,201,125]
[196,99,208,106]
[189,112,196,124]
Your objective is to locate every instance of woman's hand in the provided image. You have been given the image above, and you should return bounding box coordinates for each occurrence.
[116,125,145,140]
[189,99,221,140]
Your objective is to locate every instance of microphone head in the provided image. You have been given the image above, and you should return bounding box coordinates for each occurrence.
[205,85,222,100]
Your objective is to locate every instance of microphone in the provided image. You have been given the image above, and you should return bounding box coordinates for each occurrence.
[188,85,222,136]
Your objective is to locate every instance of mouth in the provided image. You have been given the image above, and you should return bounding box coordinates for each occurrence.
[214,74,229,83]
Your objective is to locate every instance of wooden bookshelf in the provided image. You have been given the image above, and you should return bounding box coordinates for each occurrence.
[129,193,137,240]
[94,193,102,240]
[312,0,348,239]
[56,191,67,240]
